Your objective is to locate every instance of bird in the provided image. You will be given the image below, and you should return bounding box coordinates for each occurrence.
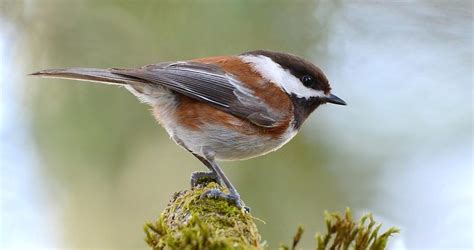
[31,50,346,211]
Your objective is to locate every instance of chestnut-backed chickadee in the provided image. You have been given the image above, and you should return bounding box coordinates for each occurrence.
[31,50,346,210]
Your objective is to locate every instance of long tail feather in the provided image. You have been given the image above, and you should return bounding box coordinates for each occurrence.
[30,68,144,85]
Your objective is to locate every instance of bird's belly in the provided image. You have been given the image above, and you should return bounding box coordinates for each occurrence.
[171,123,297,161]
[147,91,297,161]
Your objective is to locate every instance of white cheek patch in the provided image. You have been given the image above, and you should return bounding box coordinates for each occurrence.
[239,55,327,99]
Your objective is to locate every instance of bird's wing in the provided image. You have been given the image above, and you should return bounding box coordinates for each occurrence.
[111,62,288,128]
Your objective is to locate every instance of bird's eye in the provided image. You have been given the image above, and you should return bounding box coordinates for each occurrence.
[301,75,314,87]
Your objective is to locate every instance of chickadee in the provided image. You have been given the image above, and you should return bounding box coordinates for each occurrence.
[31,50,346,210]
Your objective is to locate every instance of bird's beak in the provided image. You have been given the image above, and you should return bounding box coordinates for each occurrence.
[325,94,347,105]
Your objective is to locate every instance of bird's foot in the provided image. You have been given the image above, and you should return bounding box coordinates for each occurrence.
[200,188,250,213]
[190,171,221,188]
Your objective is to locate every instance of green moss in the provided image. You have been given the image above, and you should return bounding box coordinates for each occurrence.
[145,186,398,250]
[315,208,399,250]
[278,225,304,250]
[278,208,399,250]
[144,183,262,249]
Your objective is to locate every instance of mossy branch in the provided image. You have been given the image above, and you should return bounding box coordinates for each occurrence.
[144,183,261,249]
[144,184,398,249]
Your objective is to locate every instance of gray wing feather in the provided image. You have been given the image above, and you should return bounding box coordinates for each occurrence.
[111,62,283,127]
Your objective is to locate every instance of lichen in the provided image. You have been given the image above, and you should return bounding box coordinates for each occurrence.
[144,183,262,249]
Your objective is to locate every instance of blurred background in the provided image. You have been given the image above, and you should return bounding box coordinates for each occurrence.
[0,0,472,249]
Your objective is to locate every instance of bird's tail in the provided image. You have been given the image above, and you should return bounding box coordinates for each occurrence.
[29,68,145,85]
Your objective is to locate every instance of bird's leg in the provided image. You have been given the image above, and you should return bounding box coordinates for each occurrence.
[176,138,248,211]
[198,153,249,212]
[173,137,221,188]
[190,154,221,188]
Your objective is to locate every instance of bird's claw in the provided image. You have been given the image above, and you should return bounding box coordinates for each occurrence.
[200,188,250,213]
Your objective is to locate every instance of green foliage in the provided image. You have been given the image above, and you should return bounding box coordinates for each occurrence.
[278,226,304,250]
[278,208,398,250]
[315,208,399,250]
